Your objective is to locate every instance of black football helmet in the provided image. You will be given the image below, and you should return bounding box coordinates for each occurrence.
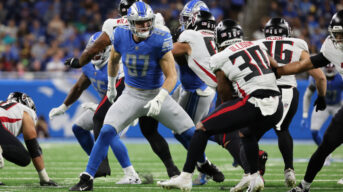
[264,17,291,37]
[185,10,215,31]
[118,0,138,16]
[215,19,243,49]
[7,92,36,112]
[329,10,343,50]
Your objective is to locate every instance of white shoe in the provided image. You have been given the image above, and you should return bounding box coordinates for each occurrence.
[0,146,4,168]
[284,168,296,187]
[324,154,332,166]
[157,172,192,191]
[246,172,264,192]
[230,174,251,192]
[337,178,343,185]
[116,174,142,184]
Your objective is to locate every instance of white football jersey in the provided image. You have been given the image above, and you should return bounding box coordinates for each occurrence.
[258,36,309,87]
[210,40,279,98]
[0,101,37,136]
[178,30,217,88]
[321,36,343,77]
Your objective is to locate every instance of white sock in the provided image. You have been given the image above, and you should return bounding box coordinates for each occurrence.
[123,165,137,176]
[301,180,311,189]
[38,168,50,182]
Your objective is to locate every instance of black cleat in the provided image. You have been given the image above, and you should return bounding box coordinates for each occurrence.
[40,179,58,186]
[94,158,111,178]
[69,173,93,191]
[0,181,4,185]
[197,160,224,182]
[167,165,181,178]
[288,183,310,192]
[258,150,268,176]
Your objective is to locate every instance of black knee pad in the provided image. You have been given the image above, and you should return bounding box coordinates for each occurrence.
[25,138,42,158]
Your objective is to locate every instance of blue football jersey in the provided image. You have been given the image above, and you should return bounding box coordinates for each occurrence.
[309,74,343,105]
[82,63,108,98]
[112,26,173,89]
[179,64,207,91]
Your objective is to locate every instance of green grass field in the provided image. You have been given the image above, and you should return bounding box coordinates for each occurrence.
[0,141,343,192]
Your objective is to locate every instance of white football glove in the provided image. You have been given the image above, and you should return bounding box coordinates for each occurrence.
[49,104,69,119]
[107,76,117,103]
[144,89,169,117]
[81,102,98,112]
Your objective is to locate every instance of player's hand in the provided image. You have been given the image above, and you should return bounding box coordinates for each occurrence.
[106,87,117,104]
[300,118,309,129]
[144,89,169,117]
[49,104,69,119]
[64,57,81,68]
[314,96,326,111]
[40,179,58,186]
[81,102,98,112]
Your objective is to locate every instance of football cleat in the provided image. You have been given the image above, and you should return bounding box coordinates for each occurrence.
[197,160,225,182]
[192,172,209,185]
[230,173,250,192]
[284,168,296,187]
[40,179,58,186]
[337,178,343,184]
[258,150,268,176]
[0,145,4,168]
[116,174,142,184]
[0,181,4,185]
[167,165,181,178]
[157,172,192,191]
[287,183,310,192]
[69,172,93,191]
[246,172,264,192]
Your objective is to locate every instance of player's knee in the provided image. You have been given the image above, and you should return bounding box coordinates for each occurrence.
[99,124,117,137]
[24,138,42,158]
[72,124,83,134]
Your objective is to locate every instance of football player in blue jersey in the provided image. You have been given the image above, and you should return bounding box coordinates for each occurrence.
[64,0,182,179]
[69,2,222,191]
[301,64,343,166]
[49,32,142,183]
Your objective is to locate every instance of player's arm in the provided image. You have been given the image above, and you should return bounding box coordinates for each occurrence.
[172,42,191,58]
[106,46,121,103]
[215,70,234,102]
[302,84,315,118]
[49,74,91,119]
[65,32,111,68]
[160,51,177,93]
[276,52,330,76]
[22,112,56,186]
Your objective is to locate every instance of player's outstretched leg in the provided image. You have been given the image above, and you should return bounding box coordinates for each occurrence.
[139,116,180,178]
[72,125,94,156]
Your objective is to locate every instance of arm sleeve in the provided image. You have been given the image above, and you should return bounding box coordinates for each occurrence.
[310,52,330,68]
[160,32,173,58]
[102,19,116,42]
[302,86,314,118]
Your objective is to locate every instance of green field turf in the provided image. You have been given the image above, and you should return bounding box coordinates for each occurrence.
[0,141,343,192]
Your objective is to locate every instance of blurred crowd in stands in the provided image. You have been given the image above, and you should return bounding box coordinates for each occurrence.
[0,0,341,75]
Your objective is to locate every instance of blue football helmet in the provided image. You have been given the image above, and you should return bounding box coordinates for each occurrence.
[179,0,210,27]
[127,1,155,39]
[86,32,110,68]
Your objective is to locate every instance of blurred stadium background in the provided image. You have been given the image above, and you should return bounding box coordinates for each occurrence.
[0,0,342,139]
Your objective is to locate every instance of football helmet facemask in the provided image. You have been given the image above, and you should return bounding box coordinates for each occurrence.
[179,0,209,27]
[7,92,36,112]
[87,32,110,69]
[323,63,337,78]
[127,1,155,39]
[264,17,291,38]
[215,19,244,49]
[329,10,343,50]
[185,10,216,31]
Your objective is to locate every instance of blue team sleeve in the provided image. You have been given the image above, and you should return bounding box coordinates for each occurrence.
[112,27,120,54]
[160,32,173,58]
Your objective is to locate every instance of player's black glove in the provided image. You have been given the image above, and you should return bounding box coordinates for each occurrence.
[64,58,81,68]
[172,26,183,43]
[314,96,326,112]
[40,179,58,186]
